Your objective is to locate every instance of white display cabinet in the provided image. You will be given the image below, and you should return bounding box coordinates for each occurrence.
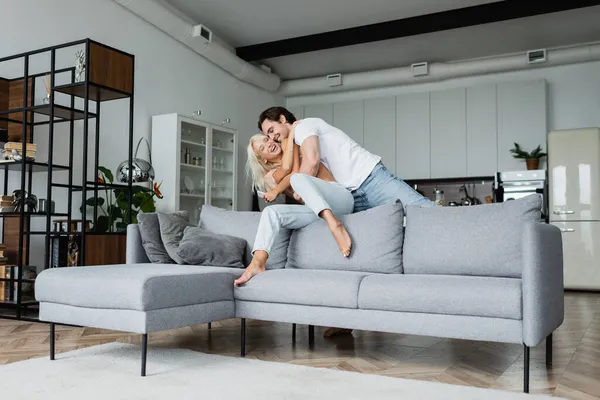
[151,114,237,222]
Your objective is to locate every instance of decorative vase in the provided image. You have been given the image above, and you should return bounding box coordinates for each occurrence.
[526,158,539,170]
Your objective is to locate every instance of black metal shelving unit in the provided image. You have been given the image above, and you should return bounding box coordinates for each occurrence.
[0,39,135,321]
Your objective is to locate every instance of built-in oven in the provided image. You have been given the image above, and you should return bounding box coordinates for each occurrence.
[494,170,548,222]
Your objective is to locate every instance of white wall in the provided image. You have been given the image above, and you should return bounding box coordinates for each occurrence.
[0,0,283,268]
[286,60,600,132]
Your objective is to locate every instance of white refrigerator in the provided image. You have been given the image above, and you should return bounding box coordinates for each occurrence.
[548,127,600,290]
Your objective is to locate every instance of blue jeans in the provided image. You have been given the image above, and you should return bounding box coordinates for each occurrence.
[352,162,435,212]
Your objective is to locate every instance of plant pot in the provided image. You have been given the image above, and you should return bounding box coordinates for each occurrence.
[526,158,539,170]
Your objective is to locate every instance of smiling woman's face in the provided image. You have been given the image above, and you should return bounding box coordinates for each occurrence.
[253,135,282,162]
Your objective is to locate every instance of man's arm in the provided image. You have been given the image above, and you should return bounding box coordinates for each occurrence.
[264,143,301,202]
[298,136,320,177]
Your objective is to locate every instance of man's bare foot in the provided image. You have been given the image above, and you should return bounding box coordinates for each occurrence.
[328,220,352,257]
[234,251,268,286]
[323,327,353,338]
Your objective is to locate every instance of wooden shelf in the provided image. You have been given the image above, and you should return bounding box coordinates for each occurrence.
[54,82,131,102]
[0,104,97,123]
[0,212,69,218]
[0,160,70,172]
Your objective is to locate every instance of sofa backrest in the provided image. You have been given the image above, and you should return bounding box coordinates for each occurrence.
[285,201,405,274]
[402,194,542,278]
[199,204,291,270]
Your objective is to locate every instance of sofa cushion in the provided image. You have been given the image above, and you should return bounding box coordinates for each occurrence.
[157,212,194,264]
[403,194,542,278]
[199,204,291,270]
[285,201,404,274]
[35,264,238,311]
[138,210,189,263]
[176,226,246,268]
[358,274,522,320]
[234,269,367,309]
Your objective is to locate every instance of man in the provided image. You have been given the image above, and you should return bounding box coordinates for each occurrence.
[258,106,434,212]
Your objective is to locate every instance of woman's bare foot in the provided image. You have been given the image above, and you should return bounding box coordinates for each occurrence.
[323,327,353,338]
[328,220,352,257]
[234,251,267,286]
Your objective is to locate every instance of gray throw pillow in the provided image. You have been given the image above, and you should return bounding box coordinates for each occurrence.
[157,212,194,264]
[402,193,542,278]
[285,200,405,274]
[176,226,246,268]
[199,204,291,270]
[138,210,189,263]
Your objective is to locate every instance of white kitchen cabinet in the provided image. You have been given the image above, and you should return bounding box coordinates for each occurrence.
[288,106,304,120]
[151,114,238,222]
[333,100,364,145]
[497,79,547,172]
[430,88,467,178]
[466,84,497,177]
[364,96,396,173]
[304,103,333,124]
[396,92,430,179]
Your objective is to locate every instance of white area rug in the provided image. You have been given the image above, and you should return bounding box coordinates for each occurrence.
[0,343,561,400]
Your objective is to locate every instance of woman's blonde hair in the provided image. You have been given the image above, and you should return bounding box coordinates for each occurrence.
[246,134,280,192]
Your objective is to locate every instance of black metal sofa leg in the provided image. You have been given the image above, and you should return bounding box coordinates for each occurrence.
[241,318,246,357]
[523,344,530,393]
[292,323,296,343]
[141,334,148,377]
[546,333,553,365]
[50,323,55,360]
[308,325,314,346]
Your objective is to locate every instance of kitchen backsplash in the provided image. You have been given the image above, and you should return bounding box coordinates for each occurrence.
[406,177,495,206]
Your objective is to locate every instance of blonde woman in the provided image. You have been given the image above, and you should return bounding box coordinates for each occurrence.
[234,123,354,287]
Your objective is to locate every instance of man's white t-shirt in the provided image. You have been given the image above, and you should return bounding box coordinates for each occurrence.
[293,118,381,191]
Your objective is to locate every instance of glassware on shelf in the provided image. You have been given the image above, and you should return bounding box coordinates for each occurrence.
[199,136,206,145]
[184,148,191,164]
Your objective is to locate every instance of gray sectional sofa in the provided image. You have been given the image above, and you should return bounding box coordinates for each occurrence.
[35,194,564,393]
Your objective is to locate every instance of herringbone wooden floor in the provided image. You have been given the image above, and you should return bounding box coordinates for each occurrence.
[1,291,598,398]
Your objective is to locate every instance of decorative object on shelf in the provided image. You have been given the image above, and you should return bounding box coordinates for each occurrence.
[74,50,86,82]
[42,73,51,104]
[38,198,55,213]
[184,148,191,164]
[67,234,79,267]
[3,142,36,161]
[12,190,38,212]
[117,137,155,183]
[83,166,162,232]
[509,142,547,170]
[433,188,445,206]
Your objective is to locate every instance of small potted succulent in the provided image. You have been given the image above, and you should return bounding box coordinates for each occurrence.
[509,143,547,170]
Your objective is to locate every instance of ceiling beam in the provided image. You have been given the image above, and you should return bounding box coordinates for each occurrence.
[236,0,600,61]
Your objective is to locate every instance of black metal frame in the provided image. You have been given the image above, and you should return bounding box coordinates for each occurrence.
[0,39,135,320]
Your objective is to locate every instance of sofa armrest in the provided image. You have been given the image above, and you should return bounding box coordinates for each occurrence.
[126,224,150,264]
[522,222,564,347]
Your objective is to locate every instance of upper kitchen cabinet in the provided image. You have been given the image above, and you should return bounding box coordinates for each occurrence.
[497,79,547,172]
[396,92,430,179]
[364,96,396,173]
[466,84,497,177]
[304,103,333,124]
[333,100,364,145]
[288,106,304,120]
[430,88,467,178]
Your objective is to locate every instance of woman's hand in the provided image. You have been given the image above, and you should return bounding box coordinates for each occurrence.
[264,189,280,202]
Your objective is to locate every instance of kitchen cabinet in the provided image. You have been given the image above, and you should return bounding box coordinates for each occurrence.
[430,88,467,178]
[497,79,547,172]
[396,92,430,179]
[364,96,396,173]
[466,84,497,177]
[333,100,364,145]
[304,103,333,124]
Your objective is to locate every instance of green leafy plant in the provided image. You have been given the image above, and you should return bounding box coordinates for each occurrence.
[509,143,547,159]
[81,166,163,233]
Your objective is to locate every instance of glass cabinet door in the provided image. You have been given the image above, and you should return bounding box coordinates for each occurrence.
[209,126,236,210]
[179,120,209,221]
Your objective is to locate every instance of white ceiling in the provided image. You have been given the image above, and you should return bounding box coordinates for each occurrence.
[164,0,600,80]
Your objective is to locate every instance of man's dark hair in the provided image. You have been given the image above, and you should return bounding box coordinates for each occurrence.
[258,107,296,131]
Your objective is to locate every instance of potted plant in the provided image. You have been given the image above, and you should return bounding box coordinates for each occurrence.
[509,143,547,170]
